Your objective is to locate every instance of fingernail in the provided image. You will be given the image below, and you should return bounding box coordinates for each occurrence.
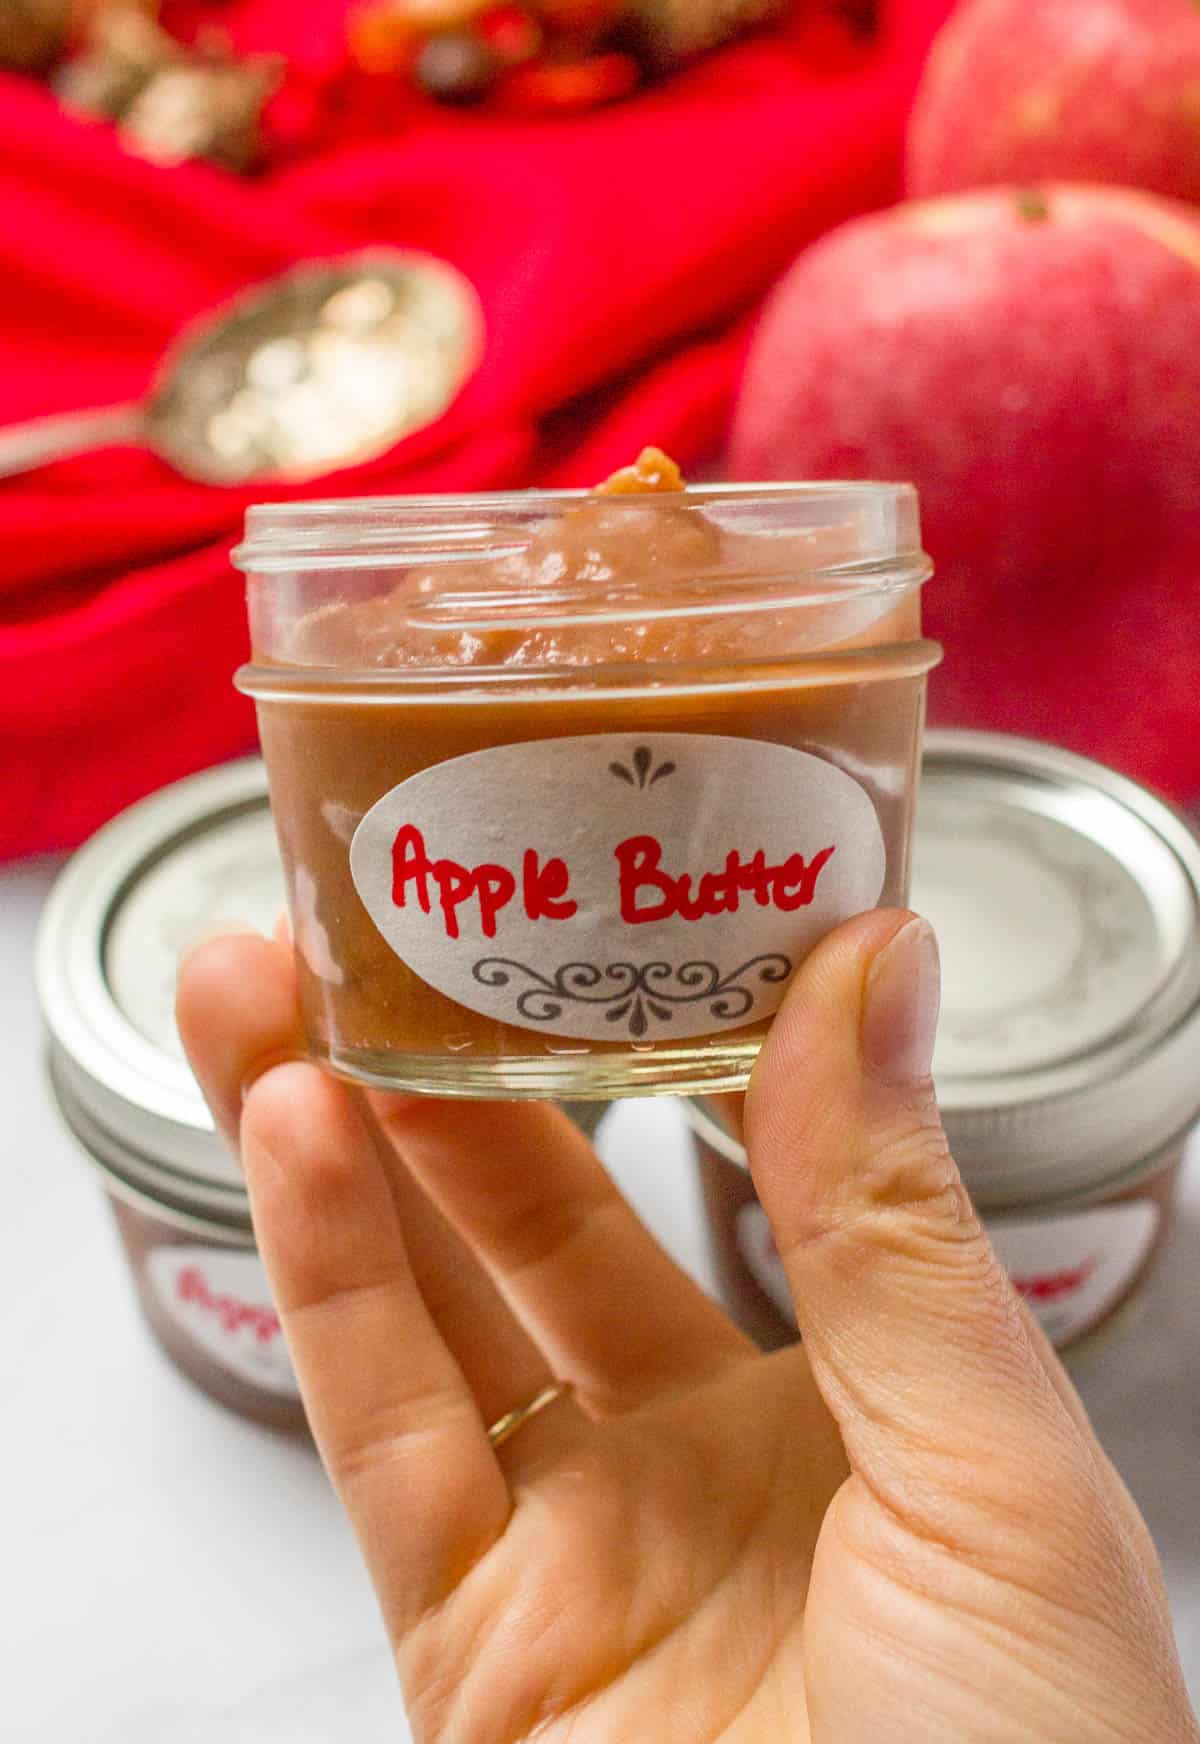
[862,918,941,1085]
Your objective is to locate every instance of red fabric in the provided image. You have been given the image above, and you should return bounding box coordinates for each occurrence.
[0,0,955,858]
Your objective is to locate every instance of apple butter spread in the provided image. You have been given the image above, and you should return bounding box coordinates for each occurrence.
[234,458,941,1097]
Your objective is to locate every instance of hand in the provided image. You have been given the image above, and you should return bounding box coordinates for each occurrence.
[178,912,1198,1744]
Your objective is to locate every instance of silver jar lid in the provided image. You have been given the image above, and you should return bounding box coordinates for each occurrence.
[37,758,282,1216]
[914,730,1200,1204]
[689,730,1200,1210]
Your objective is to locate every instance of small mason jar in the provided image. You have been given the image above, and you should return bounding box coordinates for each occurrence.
[36,756,614,1424]
[37,760,308,1431]
[233,481,940,1100]
[687,731,1200,1357]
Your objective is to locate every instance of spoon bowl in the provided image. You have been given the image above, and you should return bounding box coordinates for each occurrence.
[0,250,484,485]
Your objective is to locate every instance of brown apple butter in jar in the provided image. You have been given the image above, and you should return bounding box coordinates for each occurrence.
[233,454,941,1100]
[688,732,1200,1356]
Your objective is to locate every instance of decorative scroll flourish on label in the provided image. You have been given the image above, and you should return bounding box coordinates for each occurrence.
[473,954,794,1038]
[351,734,887,1041]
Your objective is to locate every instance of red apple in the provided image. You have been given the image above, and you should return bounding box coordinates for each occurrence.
[907,0,1200,205]
[728,185,1200,800]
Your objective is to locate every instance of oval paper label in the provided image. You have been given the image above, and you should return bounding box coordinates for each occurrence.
[988,1203,1160,1348]
[146,1246,299,1399]
[350,734,886,1042]
[736,1199,1161,1349]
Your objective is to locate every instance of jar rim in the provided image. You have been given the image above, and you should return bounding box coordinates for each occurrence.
[232,480,927,576]
[36,759,275,1193]
[52,1048,254,1240]
[235,637,944,702]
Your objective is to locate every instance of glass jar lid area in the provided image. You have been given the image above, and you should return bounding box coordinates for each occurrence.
[234,482,928,582]
[236,483,935,682]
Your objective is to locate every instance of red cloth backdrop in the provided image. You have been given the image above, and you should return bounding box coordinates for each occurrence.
[0,0,955,858]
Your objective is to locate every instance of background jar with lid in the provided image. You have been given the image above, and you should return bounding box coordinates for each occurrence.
[34,755,606,1429]
[233,480,941,1102]
[687,731,1200,1357]
[58,1067,305,1432]
[36,760,308,1429]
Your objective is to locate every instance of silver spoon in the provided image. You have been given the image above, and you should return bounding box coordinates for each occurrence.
[0,250,483,486]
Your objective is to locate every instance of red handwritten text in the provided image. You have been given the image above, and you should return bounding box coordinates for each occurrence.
[616,836,836,925]
[389,824,837,939]
[177,1266,283,1344]
[392,824,577,940]
[1011,1258,1098,1305]
[523,848,578,923]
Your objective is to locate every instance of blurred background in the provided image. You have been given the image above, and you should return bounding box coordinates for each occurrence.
[3,0,1199,852]
[3,1,1199,1739]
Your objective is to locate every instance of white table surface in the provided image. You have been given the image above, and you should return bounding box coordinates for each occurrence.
[4,858,1198,1742]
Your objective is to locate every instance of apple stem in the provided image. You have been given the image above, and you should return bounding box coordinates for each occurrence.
[1016,190,1052,222]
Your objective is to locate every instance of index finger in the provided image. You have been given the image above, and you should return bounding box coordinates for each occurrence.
[241,1058,514,1625]
[177,935,512,1626]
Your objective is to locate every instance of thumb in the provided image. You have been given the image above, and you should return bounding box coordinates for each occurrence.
[744,909,1077,1516]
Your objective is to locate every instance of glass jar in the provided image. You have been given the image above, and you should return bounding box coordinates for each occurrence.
[233,481,940,1100]
[37,758,308,1430]
[685,731,1200,1356]
[56,1058,305,1431]
[35,756,615,1423]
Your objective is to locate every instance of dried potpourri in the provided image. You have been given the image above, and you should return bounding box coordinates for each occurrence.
[346,0,793,113]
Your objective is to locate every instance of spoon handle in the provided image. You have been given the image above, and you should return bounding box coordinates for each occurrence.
[0,402,147,479]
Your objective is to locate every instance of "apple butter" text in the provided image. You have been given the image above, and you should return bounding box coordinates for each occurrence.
[390,823,837,940]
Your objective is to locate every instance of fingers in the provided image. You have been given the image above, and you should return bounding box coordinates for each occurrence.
[744,911,1090,1531]
[367,1116,590,1465]
[369,1094,753,1413]
[179,932,741,1424]
[712,1085,1135,1498]
[176,930,304,1148]
[178,935,589,1622]
[237,1061,513,1626]
[1015,1301,1166,1582]
[706,1094,1107,1443]
[758,915,1195,1744]
[179,932,586,1441]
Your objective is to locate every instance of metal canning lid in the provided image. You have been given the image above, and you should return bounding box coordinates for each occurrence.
[37,758,281,1215]
[914,730,1200,1204]
[688,729,1200,1209]
[51,1051,255,1243]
